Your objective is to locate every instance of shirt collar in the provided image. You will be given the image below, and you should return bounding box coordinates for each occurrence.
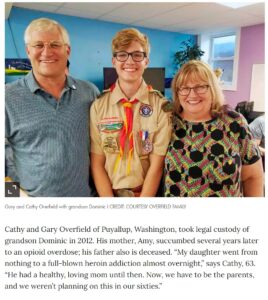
[25,71,40,93]
[25,71,77,93]
[65,75,78,90]
[110,79,150,105]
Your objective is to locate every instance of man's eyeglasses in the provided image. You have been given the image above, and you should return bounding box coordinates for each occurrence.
[178,85,210,96]
[27,41,67,50]
[113,51,147,62]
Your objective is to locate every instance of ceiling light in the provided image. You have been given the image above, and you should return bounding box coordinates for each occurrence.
[218,2,257,9]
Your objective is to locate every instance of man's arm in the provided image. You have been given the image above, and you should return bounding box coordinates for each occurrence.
[5,139,19,181]
[249,116,265,155]
[90,152,114,197]
[140,154,164,197]
[253,138,265,156]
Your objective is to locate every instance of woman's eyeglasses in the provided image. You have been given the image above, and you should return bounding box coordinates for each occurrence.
[178,85,210,96]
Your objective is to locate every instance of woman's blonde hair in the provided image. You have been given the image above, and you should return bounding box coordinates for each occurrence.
[172,60,225,116]
[24,18,70,45]
[112,28,150,56]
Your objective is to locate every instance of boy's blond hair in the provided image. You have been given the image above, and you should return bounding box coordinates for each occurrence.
[112,28,150,55]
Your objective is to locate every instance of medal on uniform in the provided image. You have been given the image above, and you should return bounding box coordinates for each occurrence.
[140,130,153,154]
[139,104,153,117]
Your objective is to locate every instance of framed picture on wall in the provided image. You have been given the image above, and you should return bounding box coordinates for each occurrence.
[5,58,31,76]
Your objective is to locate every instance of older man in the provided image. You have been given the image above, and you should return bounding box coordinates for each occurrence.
[5,18,99,196]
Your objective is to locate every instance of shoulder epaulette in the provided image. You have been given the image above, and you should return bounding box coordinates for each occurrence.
[162,101,174,112]
[97,89,110,99]
[147,85,164,98]
[153,90,165,98]
[97,82,116,98]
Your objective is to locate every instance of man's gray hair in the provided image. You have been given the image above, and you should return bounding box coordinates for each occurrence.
[24,18,70,45]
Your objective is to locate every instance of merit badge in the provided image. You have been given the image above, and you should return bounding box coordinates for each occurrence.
[103,137,119,153]
[139,104,153,117]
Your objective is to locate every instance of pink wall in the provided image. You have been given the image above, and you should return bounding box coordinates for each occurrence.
[224,24,264,108]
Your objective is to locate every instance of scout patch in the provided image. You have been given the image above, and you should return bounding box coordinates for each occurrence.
[98,117,123,133]
[139,104,153,117]
[103,137,119,153]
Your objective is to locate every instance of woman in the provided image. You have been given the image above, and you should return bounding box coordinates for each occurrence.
[164,60,263,197]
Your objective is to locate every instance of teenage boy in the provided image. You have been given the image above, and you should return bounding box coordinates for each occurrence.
[90,28,171,197]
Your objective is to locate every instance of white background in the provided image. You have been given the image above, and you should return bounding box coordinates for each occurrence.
[1,198,268,300]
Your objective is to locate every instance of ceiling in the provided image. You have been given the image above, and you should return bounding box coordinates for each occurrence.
[7,2,265,35]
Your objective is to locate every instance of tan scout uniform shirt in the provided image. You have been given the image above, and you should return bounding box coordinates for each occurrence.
[90,80,171,189]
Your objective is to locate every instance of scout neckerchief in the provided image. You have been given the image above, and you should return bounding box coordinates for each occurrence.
[114,98,139,175]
